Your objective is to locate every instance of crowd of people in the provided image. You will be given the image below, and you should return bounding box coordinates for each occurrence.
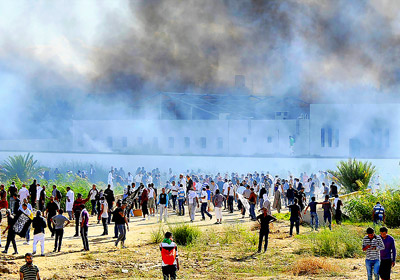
[0,167,395,280]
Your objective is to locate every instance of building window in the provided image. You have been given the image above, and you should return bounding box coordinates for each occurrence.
[107,136,113,148]
[137,137,143,145]
[335,129,339,147]
[200,137,206,149]
[385,129,390,148]
[243,137,247,143]
[321,128,325,147]
[327,127,332,147]
[184,137,190,148]
[217,137,223,149]
[267,137,272,143]
[153,137,159,149]
[168,137,174,149]
[122,137,127,148]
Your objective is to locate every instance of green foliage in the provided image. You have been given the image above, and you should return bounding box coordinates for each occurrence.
[345,189,400,228]
[169,223,200,246]
[150,225,165,244]
[328,158,376,193]
[296,226,363,258]
[1,153,44,182]
[56,161,109,183]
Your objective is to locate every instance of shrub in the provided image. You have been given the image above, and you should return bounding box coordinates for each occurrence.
[288,257,339,276]
[1,153,44,182]
[328,158,375,193]
[169,223,200,246]
[345,189,400,227]
[296,226,363,258]
[150,225,165,244]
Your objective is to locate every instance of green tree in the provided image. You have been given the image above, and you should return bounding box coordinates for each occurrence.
[1,153,44,182]
[328,158,376,193]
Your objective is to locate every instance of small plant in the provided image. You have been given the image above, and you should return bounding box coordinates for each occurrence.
[150,225,165,244]
[169,223,200,246]
[328,158,376,193]
[288,256,339,276]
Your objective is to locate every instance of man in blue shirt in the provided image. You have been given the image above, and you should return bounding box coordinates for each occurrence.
[379,227,396,280]
[303,197,320,231]
[373,202,385,225]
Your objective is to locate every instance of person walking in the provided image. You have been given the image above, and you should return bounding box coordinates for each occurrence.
[50,209,70,252]
[158,188,169,223]
[379,227,396,280]
[363,227,385,280]
[373,202,385,226]
[45,196,59,237]
[88,185,99,216]
[2,210,18,255]
[141,185,150,220]
[65,186,75,220]
[249,188,257,221]
[227,183,235,213]
[177,184,185,216]
[80,205,90,251]
[104,184,115,224]
[256,207,277,253]
[72,193,90,237]
[304,197,319,231]
[321,195,333,230]
[200,187,212,221]
[212,189,225,224]
[99,197,109,236]
[19,253,40,280]
[7,182,17,214]
[160,232,179,280]
[187,189,199,222]
[334,195,343,225]
[32,210,47,256]
[288,198,301,237]
[114,201,129,248]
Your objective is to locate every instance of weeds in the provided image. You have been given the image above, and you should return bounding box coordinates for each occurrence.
[169,223,200,246]
[288,256,340,276]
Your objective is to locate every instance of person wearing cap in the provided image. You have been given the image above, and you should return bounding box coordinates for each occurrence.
[32,210,47,256]
[256,207,277,253]
[72,193,90,237]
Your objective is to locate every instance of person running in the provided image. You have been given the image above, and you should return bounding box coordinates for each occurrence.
[114,201,129,249]
[256,207,277,253]
[373,202,385,225]
[177,184,186,216]
[158,188,169,223]
[32,210,46,256]
[2,210,18,255]
[80,205,90,251]
[160,232,179,280]
[213,189,225,224]
[321,195,333,230]
[200,187,212,221]
[288,198,301,237]
[363,227,385,280]
[20,253,40,280]
[51,209,70,252]
[304,197,319,231]
[379,227,396,280]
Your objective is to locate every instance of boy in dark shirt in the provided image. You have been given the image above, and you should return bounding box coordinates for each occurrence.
[304,197,320,231]
[288,198,302,237]
[321,195,333,230]
[256,207,277,253]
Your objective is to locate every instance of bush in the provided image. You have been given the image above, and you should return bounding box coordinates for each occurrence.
[1,153,44,182]
[296,226,363,258]
[288,257,339,276]
[328,158,375,193]
[346,189,400,227]
[150,225,165,244]
[169,223,200,246]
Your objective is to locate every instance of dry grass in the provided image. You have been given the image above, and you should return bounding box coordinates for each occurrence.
[288,257,339,276]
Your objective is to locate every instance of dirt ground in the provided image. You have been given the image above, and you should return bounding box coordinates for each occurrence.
[0,207,398,280]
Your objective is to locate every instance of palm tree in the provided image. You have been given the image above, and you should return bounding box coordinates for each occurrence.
[1,153,44,182]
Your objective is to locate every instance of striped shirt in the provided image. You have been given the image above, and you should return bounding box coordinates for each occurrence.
[363,235,385,260]
[20,264,39,280]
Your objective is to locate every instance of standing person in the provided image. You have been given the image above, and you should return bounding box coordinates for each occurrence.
[256,207,277,253]
[212,189,225,224]
[242,185,251,218]
[373,202,385,226]
[262,194,272,215]
[108,170,114,189]
[45,196,59,237]
[296,188,306,211]
[187,189,199,222]
[272,184,282,213]
[38,186,46,212]
[51,209,70,252]
[2,210,18,255]
[200,187,212,221]
[19,253,40,280]
[170,181,178,212]
[177,184,185,216]
[88,185,99,216]
[72,193,89,237]
[80,205,90,251]
[52,185,62,208]
[288,198,302,237]
[141,185,150,220]
[249,188,257,221]
[363,227,385,280]
[158,188,169,223]
[19,184,30,206]
[114,201,129,248]
[321,195,333,230]
[329,182,338,198]
[99,197,109,236]
[8,182,17,214]
[32,210,46,256]
[65,187,75,220]
[104,184,115,224]
[29,180,37,209]
[227,183,235,213]
[304,197,319,231]
[379,227,396,280]
[160,232,179,280]
[21,202,33,245]
[286,184,295,206]
[206,185,212,212]
[0,185,8,210]
[334,195,343,225]
[148,184,156,217]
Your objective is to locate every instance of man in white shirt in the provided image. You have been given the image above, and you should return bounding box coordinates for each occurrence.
[36,184,43,207]
[148,185,156,216]
[107,171,114,189]
[135,173,143,186]
[188,189,199,222]
[18,184,30,204]
[170,181,179,212]
[66,186,75,220]
[147,173,153,185]
[227,182,236,213]
[200,187,212,220]
[127,172,134,186]
[222,179,229,210]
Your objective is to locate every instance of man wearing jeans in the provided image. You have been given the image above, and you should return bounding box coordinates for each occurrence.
[379,227,396,280]
[80,205,90,251]
[115,201,129,248]
[187,189,199,222]
[51,209,70,252]
[304,197,319,231]
[288,198,301,237]
[200,187,212,221]
[363,227,385,280]
[177,185,185,216]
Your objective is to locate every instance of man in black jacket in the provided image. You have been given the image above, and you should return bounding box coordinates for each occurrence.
[104,184,115,224]
[29,180,37,209]
[32,210,47,256]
